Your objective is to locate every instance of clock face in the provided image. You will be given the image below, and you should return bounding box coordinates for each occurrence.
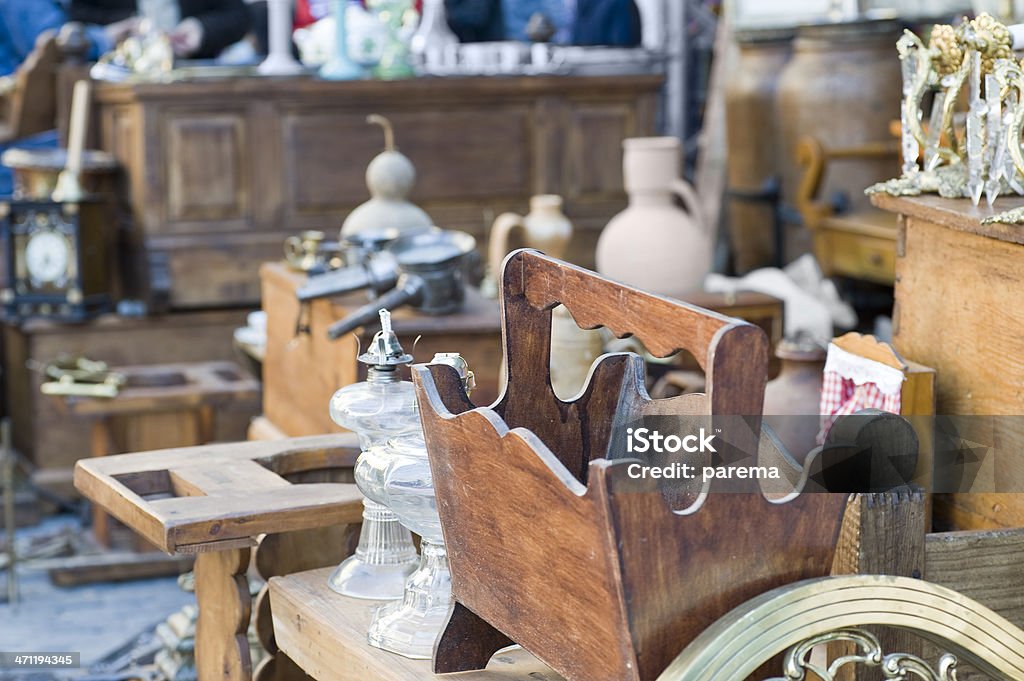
[25,230,71,286]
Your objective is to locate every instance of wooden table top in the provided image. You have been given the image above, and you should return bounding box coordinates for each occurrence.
[74,434,363,553]
[870,193,1024,245]
[92,73,666,102]
[270,567,564,681]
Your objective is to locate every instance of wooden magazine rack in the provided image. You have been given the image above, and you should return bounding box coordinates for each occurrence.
[411,250,851,681]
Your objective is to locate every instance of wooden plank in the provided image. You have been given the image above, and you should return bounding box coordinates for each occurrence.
[46,551,194,587]
[830,491,927,681]
[935,494,1024,533]
[73,434,364,552]
[248,416,288,441]
[870,193,1024,246]
[925,527,1024,628]
[270,567,564,681]
[924,527,1024,680]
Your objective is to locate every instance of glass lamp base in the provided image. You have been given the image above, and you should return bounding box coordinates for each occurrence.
[367,540,451,659]
[327,555,417,600]
[326,499,418,600]
[320,58,363,80]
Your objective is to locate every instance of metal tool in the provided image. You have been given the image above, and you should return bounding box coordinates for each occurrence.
[326,230,476,340]
[297,250,400,303]
[296,227,429,303]
[30,355,126,398]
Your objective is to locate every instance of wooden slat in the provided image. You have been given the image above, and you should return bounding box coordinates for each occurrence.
[925,527,1024,627]
[270,567,564,681]
[46,551,193,587]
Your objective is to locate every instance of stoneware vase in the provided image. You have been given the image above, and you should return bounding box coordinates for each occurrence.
[488,194,572,277]
[596,137,711,299]
[488,195,603,397]
[762,337,827,457]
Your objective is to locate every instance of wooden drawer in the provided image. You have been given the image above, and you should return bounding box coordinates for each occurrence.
[818,224,896,284]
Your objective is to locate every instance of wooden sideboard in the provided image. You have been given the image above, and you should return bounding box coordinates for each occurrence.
[871,193,1024,530]
[92,74,662,309]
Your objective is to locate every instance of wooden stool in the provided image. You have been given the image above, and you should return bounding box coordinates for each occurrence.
[54,361,260,547]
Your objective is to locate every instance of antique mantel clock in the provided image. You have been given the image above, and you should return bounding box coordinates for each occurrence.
[0,199,114,320]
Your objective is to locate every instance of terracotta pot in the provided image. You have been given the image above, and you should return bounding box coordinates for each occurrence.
[595,137,711,298]
[725,28,793,273]
[775,19,901,216]
[763,338,827,458]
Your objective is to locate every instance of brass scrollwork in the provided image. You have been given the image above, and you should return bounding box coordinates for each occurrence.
[764,628,959,681]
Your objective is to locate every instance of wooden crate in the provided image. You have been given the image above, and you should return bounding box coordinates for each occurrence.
[871,193,1024,530]
[2,309,256,474]
[261,262,503,438]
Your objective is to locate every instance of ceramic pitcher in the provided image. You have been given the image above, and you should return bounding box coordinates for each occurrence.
[487,194,572,279]
[488,195,603,398]
[596,137,712,298]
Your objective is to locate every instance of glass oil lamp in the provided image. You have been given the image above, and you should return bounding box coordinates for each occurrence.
[327,309,420,599]
[364,353,475,659]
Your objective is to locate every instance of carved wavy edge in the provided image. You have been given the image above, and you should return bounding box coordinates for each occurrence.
[657,575,1024,681]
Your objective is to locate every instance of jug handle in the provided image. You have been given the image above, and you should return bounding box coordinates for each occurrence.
[488,212,525,282]
[670,178,708,231]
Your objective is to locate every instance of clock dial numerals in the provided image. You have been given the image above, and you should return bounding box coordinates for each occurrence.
[24,230,71,286]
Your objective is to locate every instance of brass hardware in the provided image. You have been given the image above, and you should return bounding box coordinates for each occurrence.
[658,575,1024,681]
[765,628,958,681]
[31,355,126,398]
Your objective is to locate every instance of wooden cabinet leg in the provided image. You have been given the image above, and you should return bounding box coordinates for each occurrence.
[195,548,253,681]
[90,419,116,547]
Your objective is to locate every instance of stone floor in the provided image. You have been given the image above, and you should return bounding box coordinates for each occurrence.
[0,515,194,678]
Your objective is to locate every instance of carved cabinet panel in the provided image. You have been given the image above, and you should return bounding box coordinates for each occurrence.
[94,75,662,308]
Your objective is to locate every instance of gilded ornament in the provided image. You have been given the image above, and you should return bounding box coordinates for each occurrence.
[929,23,962,76]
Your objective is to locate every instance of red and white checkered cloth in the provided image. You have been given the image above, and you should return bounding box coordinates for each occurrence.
[818,343,904,443]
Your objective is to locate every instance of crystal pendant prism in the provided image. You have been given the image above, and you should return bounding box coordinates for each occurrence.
[898,34,921,177]
[966,50,986,205]
[985,69,1004,206]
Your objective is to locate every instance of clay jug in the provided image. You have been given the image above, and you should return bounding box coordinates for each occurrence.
[596,137,711,298]
[763,337,826,458]
[487,194,573,279]
[487,196,603,398]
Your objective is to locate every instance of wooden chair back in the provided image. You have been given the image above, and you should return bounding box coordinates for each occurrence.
[491,248,769,482]
[0,31,60,143]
